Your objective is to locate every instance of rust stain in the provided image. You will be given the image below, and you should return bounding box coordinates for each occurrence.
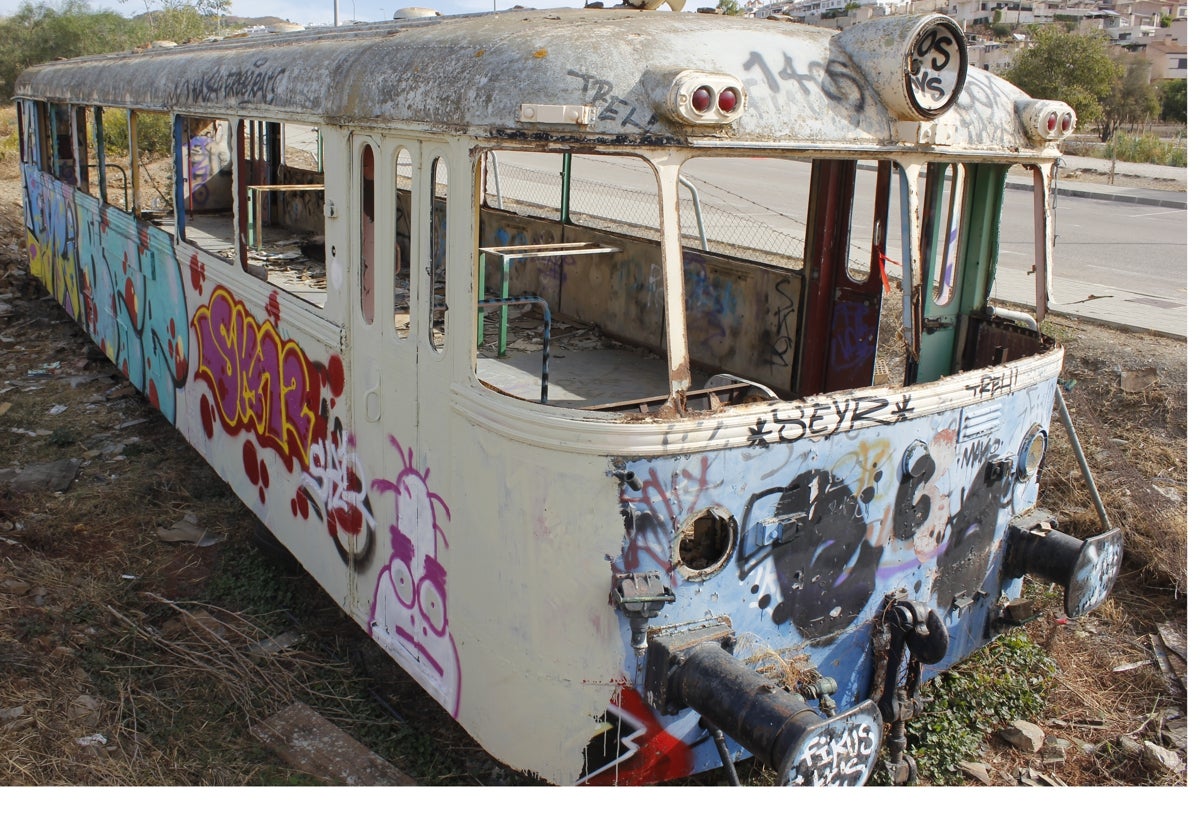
[532,49,548,59]
[475,49,486,58]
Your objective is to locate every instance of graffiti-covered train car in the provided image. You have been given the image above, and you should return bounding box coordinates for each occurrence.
[14,7,1122,785]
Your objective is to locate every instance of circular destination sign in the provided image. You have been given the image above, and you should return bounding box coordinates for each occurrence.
[904,17,968,119]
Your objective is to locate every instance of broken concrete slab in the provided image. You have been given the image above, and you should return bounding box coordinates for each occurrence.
[959,761,991,785]
[251,701,415,786]
[999,720,1045,754]
[1141,741,1184,775]
[0,459,81,493]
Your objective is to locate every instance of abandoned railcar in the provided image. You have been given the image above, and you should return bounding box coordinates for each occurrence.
[14,7,1122,785]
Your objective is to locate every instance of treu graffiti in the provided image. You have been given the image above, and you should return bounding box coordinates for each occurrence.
[23,166,189,422]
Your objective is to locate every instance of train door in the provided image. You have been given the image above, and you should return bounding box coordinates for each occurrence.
[346,136,463,716]
[914,163,1008,382]
[340,135,417,596]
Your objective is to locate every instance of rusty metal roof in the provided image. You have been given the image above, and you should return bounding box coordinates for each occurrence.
[15,9,1042,153]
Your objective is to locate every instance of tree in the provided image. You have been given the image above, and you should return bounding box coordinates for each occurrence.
[1097,56,1160,141]
[1002,25,1120,130]
[715,0,743,14]
[0,1,140,99]
[0,1,230,99]
[122,0,230,44]
[1158,78,1186,124]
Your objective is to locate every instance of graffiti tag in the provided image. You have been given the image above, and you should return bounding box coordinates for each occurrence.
[192,286,321,470]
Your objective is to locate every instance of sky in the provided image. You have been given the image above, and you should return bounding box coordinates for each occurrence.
[0,0,611,28]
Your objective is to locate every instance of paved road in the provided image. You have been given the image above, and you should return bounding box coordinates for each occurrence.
[533,153,1188,337]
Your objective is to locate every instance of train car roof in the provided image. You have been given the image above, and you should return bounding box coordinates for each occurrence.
[14,8,1057,156]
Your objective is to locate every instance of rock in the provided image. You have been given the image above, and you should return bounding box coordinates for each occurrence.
[0,459,81,493]
[1141,741,1184,774]
[0,579,31,595]
[1041,735,1069,765]
[1119,735,1144,757]
[999,720,1045,754]
[68,694,103,728]
[1118,366,1158,393]
[959,761,991,785]
[992,767,1017,786]
[1162,717,1187,751]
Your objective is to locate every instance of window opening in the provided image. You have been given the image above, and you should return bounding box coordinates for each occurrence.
[71,106,90,195]
[427,155,448,351]
[176,117,324,306]
[394,146,414,339]
[17,101,37,168]
[474,150,664,409]
[360,144,377,325]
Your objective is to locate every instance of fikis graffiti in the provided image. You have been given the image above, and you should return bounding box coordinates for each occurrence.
[192,285,343,471]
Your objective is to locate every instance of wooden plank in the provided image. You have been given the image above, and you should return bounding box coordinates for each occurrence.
[251,701,416,786]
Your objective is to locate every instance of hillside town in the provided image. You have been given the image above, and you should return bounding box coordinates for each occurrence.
[740,1,1187,78]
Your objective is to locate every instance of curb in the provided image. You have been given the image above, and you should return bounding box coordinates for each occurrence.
[992,297,1187,341]
[1005,178,1187,209]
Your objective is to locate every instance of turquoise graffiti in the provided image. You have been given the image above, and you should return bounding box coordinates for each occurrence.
[23,165,189,422]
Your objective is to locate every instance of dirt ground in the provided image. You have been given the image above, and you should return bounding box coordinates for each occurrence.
[0,154,1187,788]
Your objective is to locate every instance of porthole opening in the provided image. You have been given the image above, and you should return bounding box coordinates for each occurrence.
[673,507,737,580]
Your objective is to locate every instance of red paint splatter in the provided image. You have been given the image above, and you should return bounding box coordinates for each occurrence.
[138,225,150,253]
[259,487,267,504]
[259,461,270,488]
[294,490,310,520]
[200,394,214,439]
[189,254,206,294]
[242,440,260,485]
[265,291,281,325]
[333,505,363,535]
[123,278,138,321]
[147,380,160,409]
[325,355,345,397]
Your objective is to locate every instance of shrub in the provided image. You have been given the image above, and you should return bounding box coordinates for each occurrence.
[101,109,174,159]
[1102,131,1187,167]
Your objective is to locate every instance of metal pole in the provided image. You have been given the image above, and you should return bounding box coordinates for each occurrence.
[678,175,708,251]
[1055,384,1112,531]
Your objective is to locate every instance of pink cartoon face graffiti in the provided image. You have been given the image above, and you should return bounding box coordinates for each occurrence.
[369,439,460,717]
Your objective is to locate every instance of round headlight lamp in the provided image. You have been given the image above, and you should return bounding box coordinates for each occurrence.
[1017,426,1048,481]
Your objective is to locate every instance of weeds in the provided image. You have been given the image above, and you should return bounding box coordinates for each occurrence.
[1095,132,1187,167]
[902,631,1058,785]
